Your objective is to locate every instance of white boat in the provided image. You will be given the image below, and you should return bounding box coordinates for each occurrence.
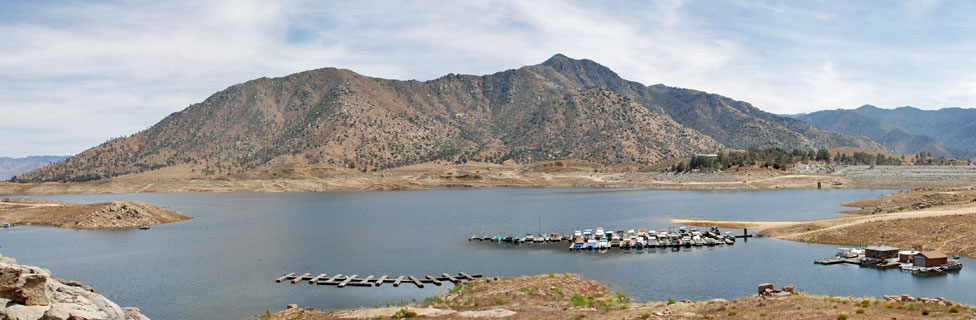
[610,234,621,247]
[598,238,610,250]
[583,229,593,240]
[692,235,704,246]
[573,230,582,238]
[635,236,645,249]
[535,234,546,243]
[595,227,605,239]
[647,235,659,247]
[524,234,535,242]
[681,236,692,247]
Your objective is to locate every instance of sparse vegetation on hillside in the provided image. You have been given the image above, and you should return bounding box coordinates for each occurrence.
[17,55,886,183]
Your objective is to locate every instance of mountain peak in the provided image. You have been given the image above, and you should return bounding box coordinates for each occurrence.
[540,53,572,66]
[857,104,880,111]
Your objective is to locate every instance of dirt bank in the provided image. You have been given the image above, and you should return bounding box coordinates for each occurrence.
[261,274,975,319]
[0,197,190,229]
[4,162,975,195]
[671,200,976,257]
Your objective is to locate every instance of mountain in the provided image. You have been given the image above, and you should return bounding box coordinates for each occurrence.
[17,54,883,183]
[0,156,70,181]
[794,105,976,159]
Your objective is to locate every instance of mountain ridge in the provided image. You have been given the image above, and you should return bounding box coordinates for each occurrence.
[794,104,976,159]
[18,54,884,183]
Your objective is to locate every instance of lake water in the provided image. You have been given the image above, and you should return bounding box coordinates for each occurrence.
[2,188,975,320]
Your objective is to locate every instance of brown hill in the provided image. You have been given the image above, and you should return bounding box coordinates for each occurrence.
[18,54,883,183]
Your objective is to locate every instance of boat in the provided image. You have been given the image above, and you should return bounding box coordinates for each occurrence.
[573,230,582,238]
[724,232,736,243]
[637,229,648,238]
[724,237,734,245]
[595,227,605,239]
[634,236,644,249]
[610,234,621,247]
[583,229,593,240]
[704,238,717,246]
[647,235,659,248]
[138,225,150,230]
[692,235,704,246]
[681,236,693,247]
[621,237,632,249]
[550,233,562,241]
[585,239,597,250]
[571,237,585,250]
[534,234,546,243]
[524,234,535,242]
[598,238,610,250]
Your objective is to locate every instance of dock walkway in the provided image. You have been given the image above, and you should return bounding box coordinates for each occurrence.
[276,272,483,289]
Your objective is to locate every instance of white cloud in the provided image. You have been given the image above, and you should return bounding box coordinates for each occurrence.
[1,0,975,157]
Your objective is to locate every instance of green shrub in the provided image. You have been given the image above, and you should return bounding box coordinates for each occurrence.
[640,314,650,319]
[425,295,443,304]
[391,308,417,319]
[571,294,587,307]
[615,291,628,303]
[855,308,864,314]
[492,297,503,305]
[837,315,847,320]
[860,300,870,307]
[667,298,676,305]
[921,309,929,315]
[727,311,737,316]
[949,306,959,313]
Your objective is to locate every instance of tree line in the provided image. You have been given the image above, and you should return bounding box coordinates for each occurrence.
[665,147,914,173]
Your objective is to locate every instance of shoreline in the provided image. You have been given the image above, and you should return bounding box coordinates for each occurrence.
[670,201,976,258]
[3,164,975,196]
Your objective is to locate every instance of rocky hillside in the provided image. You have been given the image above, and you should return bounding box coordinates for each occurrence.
[0,198,190,229]
[0,255,148,320]
[0,156,69,181]
[18,54,883,183]
[794,105,976,159]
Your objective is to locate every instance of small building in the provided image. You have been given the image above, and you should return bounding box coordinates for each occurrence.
[914,251,948,268]
[898,250,920,263]
[865,245,900,260]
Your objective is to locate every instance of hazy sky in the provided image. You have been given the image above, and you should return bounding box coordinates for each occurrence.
[2,0,974,157]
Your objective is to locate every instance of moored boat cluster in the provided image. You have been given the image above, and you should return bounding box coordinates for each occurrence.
[470,226,738,250]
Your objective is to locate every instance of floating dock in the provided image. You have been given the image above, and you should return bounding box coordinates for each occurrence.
[276,272,483,289]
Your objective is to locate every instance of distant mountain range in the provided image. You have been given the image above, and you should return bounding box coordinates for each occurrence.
[792,105,976,159]
[17,54,883,183]
[0,156,70,181]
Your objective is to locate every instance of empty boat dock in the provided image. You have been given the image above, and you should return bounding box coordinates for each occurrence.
[276,272,483,288]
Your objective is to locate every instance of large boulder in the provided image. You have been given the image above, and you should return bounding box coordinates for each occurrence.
[0,257,146,320]
[757,283,774,295]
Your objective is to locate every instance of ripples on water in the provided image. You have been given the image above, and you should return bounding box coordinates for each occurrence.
[3,188,974,320]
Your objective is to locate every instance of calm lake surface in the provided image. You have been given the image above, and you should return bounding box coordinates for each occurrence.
[3,188,975,319]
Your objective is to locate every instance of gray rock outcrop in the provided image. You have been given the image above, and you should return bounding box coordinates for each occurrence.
[0,256,148,320]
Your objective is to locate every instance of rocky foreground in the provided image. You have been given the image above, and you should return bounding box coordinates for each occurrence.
[0,198,189,229]
[262,274,975,320]
[0,255,148,320]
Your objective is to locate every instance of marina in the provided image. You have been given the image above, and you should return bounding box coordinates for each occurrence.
[815,246,964,275]
[470,226,747,251]
[276,272,483,288]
